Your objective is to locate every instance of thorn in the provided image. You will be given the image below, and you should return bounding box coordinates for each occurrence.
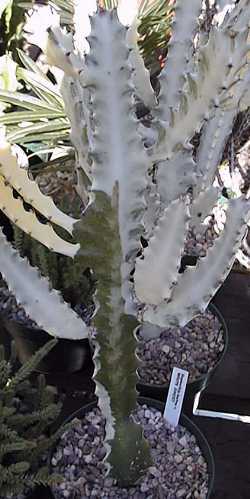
[85,54,98,67]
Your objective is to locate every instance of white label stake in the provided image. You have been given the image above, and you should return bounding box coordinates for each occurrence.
[164,367,189,427]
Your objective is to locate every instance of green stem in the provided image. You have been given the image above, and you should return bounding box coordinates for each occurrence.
[74,191,152,486]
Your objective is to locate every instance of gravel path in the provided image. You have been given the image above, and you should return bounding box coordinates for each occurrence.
[137,310,225,386]
[51,404,209,499]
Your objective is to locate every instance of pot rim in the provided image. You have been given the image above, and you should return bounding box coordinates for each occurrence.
[136,302,229,390]
[49,396,215,498]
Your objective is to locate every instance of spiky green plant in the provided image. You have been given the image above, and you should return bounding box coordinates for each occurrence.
[0,0,26,58]
[0,338,64,497]
[0,0,250,488]
[138,0,173,73]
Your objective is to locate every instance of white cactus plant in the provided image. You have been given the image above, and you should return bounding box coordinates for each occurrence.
[0,0,250,486]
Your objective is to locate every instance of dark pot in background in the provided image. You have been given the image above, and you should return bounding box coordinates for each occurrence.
[48,397,215,499]
[1,316,93,374]
[180,254,198,272]
[137,303,229,402]
[26,485,54,499]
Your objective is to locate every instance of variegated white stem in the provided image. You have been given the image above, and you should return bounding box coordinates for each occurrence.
[126,19,156,109]
[156,148,197,207]
[196,108,235,189]
[152,22,249,162]
[221,0,250,32]
[156,0,202,122]
[0,231,88,339]
[60,76,92,187]
[46,26,83,78]
[190,186,220,230]
[0,177,79,257]
[135,198,189,305]
[82,9,149,303]
[239,74,250,111]
[196,29,250,187]
[143,197,250,327]
[143,179,161,238]
[0,140,79,235]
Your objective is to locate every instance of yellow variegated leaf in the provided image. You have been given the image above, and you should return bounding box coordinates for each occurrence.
[0,140,79,234]
[0,176,79,257]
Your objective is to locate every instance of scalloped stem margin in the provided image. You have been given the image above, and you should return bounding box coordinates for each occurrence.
[135,197,189,305]
[152,22,249,162]
[0,230,88,339]
[156,0,202,122]
[81,9,149,307]
[0,177,79,257]
[143,197,250,327]
[0,139,79,235]
[74,190,152,486]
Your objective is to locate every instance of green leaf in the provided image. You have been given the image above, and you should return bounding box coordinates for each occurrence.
[17,49,52,80]
[0,0,12,19]
[17,68,64,108]
[0,90,60,111]
[9,130,70,144]
[0,55,18,93]
[6,119,69,142]
[0,110,65,124]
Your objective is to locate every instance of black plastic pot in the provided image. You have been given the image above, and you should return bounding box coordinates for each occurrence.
[49,396,215,499]
[136,303,229,402]
[180,254,198,272]
[1,316,93,374]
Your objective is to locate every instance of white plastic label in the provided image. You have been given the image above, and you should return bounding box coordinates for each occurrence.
[164,367,189,427]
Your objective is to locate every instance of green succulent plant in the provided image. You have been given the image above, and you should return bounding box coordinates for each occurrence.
[0,338,65,497]
[0,0,26,58]
[0,0,250,489]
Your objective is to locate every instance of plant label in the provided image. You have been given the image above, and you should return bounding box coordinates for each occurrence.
[163,367,189,427]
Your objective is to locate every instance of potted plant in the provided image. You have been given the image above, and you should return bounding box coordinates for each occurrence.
[0,0,250,495]
[136,302,229,401]
[0,337,66,498]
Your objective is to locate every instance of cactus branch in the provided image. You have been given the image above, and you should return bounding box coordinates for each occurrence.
[0,230,88,339]
[143,198,250,327]
[74,189,152,486]
[156,0,202,122]
[0,139,79,235]
[135,197,189,305]
[0,177,79,257]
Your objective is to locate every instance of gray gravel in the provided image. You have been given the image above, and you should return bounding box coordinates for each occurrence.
[137,310,224,385]
[185,218,218,257]
[51,404,209,499]
[185,203,227,258]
